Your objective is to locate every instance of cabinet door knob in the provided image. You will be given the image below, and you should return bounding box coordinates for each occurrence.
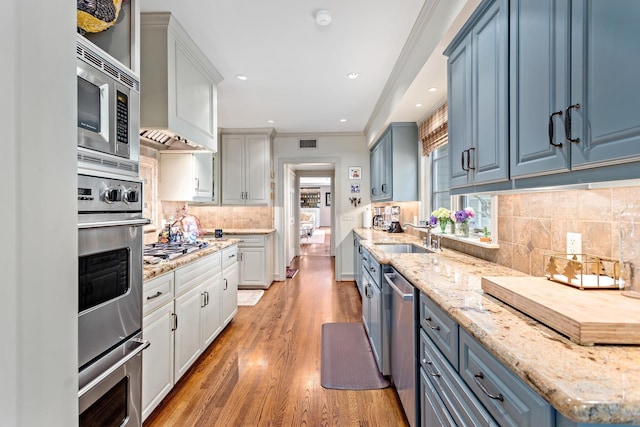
[564,104,580,144]
[548,111,563,148]
[461,150,467,171]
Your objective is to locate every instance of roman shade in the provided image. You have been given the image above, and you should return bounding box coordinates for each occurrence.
[419,103,448,156]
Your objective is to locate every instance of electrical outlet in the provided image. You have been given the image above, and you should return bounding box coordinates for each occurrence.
[342,215,354,221]
[566,232,582,260]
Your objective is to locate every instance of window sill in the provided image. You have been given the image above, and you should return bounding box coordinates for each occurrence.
[437,232,500,249]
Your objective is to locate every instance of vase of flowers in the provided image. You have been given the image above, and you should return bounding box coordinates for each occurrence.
[453,207,475,238]
[430,207,451,233]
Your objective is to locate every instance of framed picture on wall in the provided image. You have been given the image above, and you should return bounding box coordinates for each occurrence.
[325,192,331,206]
[348,166,361,180]
[351,184,360,193]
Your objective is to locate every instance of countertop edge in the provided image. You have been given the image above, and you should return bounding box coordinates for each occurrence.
[143,239,239,281]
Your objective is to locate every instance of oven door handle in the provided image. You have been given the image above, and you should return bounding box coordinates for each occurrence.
[78,337,150,398]
[78,218,151,229]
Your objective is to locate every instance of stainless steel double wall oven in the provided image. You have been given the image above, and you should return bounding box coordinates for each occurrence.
[77,35,148,427]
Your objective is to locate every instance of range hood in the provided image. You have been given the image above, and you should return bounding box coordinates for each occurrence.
[139,129,209,150]
[140,13,223,153]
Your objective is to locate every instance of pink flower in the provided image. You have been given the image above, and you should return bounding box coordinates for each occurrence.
[464,207,475,218]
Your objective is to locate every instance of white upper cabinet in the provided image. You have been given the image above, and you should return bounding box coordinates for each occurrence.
[159,152,214,202]
[221,132,273,206]
[140,13,223,152]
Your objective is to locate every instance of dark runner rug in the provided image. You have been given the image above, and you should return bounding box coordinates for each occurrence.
[286,268,298,279]
[321,322,390,390]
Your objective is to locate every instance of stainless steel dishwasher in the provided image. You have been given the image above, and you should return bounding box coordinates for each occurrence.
[384,270,416,427]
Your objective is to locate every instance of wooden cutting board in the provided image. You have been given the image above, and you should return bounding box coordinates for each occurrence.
[481,276,640,345]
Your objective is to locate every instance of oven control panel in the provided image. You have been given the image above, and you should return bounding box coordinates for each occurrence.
[78,174,143,213]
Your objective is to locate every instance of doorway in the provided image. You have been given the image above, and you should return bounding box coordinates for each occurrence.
[299,176,332,256]
[283,165,335,269]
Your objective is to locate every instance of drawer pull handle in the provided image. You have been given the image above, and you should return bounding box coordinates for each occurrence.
[422,358,441,378]
[473,372,504,401]
[424,316,440,331]
[564,103,580,144]
[146,291,163,300]
[228,254,236,259]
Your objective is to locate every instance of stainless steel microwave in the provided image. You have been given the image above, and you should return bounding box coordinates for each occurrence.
[77,36,140,171]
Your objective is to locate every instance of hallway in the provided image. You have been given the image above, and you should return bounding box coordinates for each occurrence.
[144,256,407,426]
[299,226,331,256]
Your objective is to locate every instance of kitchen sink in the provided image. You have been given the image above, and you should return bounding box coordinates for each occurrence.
[374,243,432,254]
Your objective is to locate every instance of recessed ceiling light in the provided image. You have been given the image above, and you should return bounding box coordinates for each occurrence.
[347,72,359,79]
[415,103,423,108]
[340,119,347,122]
[428,87,437,92]
[235,74,248,81]
[267,120,275,124]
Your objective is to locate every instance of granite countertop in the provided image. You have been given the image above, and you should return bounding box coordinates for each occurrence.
[354,228,640,425]
[201,228,276,235]
[143,238,238,281]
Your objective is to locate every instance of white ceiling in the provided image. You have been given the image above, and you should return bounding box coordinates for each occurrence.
[140,0,479,143]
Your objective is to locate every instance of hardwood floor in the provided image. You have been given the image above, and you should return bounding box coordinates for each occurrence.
[144,255,408,427]
[300,226,331,256]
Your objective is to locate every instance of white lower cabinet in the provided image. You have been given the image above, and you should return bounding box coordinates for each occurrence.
[226,234,273,289]
[142,299,174,422]
[221,246,239,326]
[142,245,238,421]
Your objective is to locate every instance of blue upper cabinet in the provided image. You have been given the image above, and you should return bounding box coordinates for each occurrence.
[369,123,418,202]
[570,0,640,169]
[445,0,509,189]
[510,0,571,177]
[511,0,640,179]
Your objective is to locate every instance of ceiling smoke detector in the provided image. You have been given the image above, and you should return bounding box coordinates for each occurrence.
[315,9,332,26]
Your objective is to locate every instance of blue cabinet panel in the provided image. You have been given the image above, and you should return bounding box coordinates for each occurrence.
[448,35,473,188]
[509,0,571,177]
[446,0,509,189]
[570,0,640,168]
[472,0,509,184]
[369,123,418,202]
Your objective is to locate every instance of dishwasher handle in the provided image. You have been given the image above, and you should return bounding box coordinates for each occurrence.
[384,272,414,301]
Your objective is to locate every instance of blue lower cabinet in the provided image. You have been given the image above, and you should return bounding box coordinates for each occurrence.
[420,368,457,427]
[420,329,497,426]
[459,329,554,427]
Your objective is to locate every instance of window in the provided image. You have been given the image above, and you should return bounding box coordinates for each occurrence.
[431,144,450,211]
[426,143,497,243]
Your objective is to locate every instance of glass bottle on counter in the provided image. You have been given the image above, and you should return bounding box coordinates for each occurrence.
[620,205,640,298]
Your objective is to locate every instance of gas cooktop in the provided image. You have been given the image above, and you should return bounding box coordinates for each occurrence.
[143,241,209,261]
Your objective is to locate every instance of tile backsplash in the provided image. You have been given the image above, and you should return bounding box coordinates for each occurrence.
[141,148,274,245]
[445,186,640,276]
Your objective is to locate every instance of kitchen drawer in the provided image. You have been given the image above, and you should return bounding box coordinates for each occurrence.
[459,329,553,427]
[174,251,221,295]
[420,367,456,427]
[232,234,265,247]
[143,272,174,315]
[420,329,496,426]
[221,245,238,270]
[366,255,381,285]
[419,292,459,369]
[361,248,371,272]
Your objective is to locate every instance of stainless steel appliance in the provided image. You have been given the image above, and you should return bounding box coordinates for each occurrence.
[77,36,140,177]
[384,270,417,427]
[78,173,149,426]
